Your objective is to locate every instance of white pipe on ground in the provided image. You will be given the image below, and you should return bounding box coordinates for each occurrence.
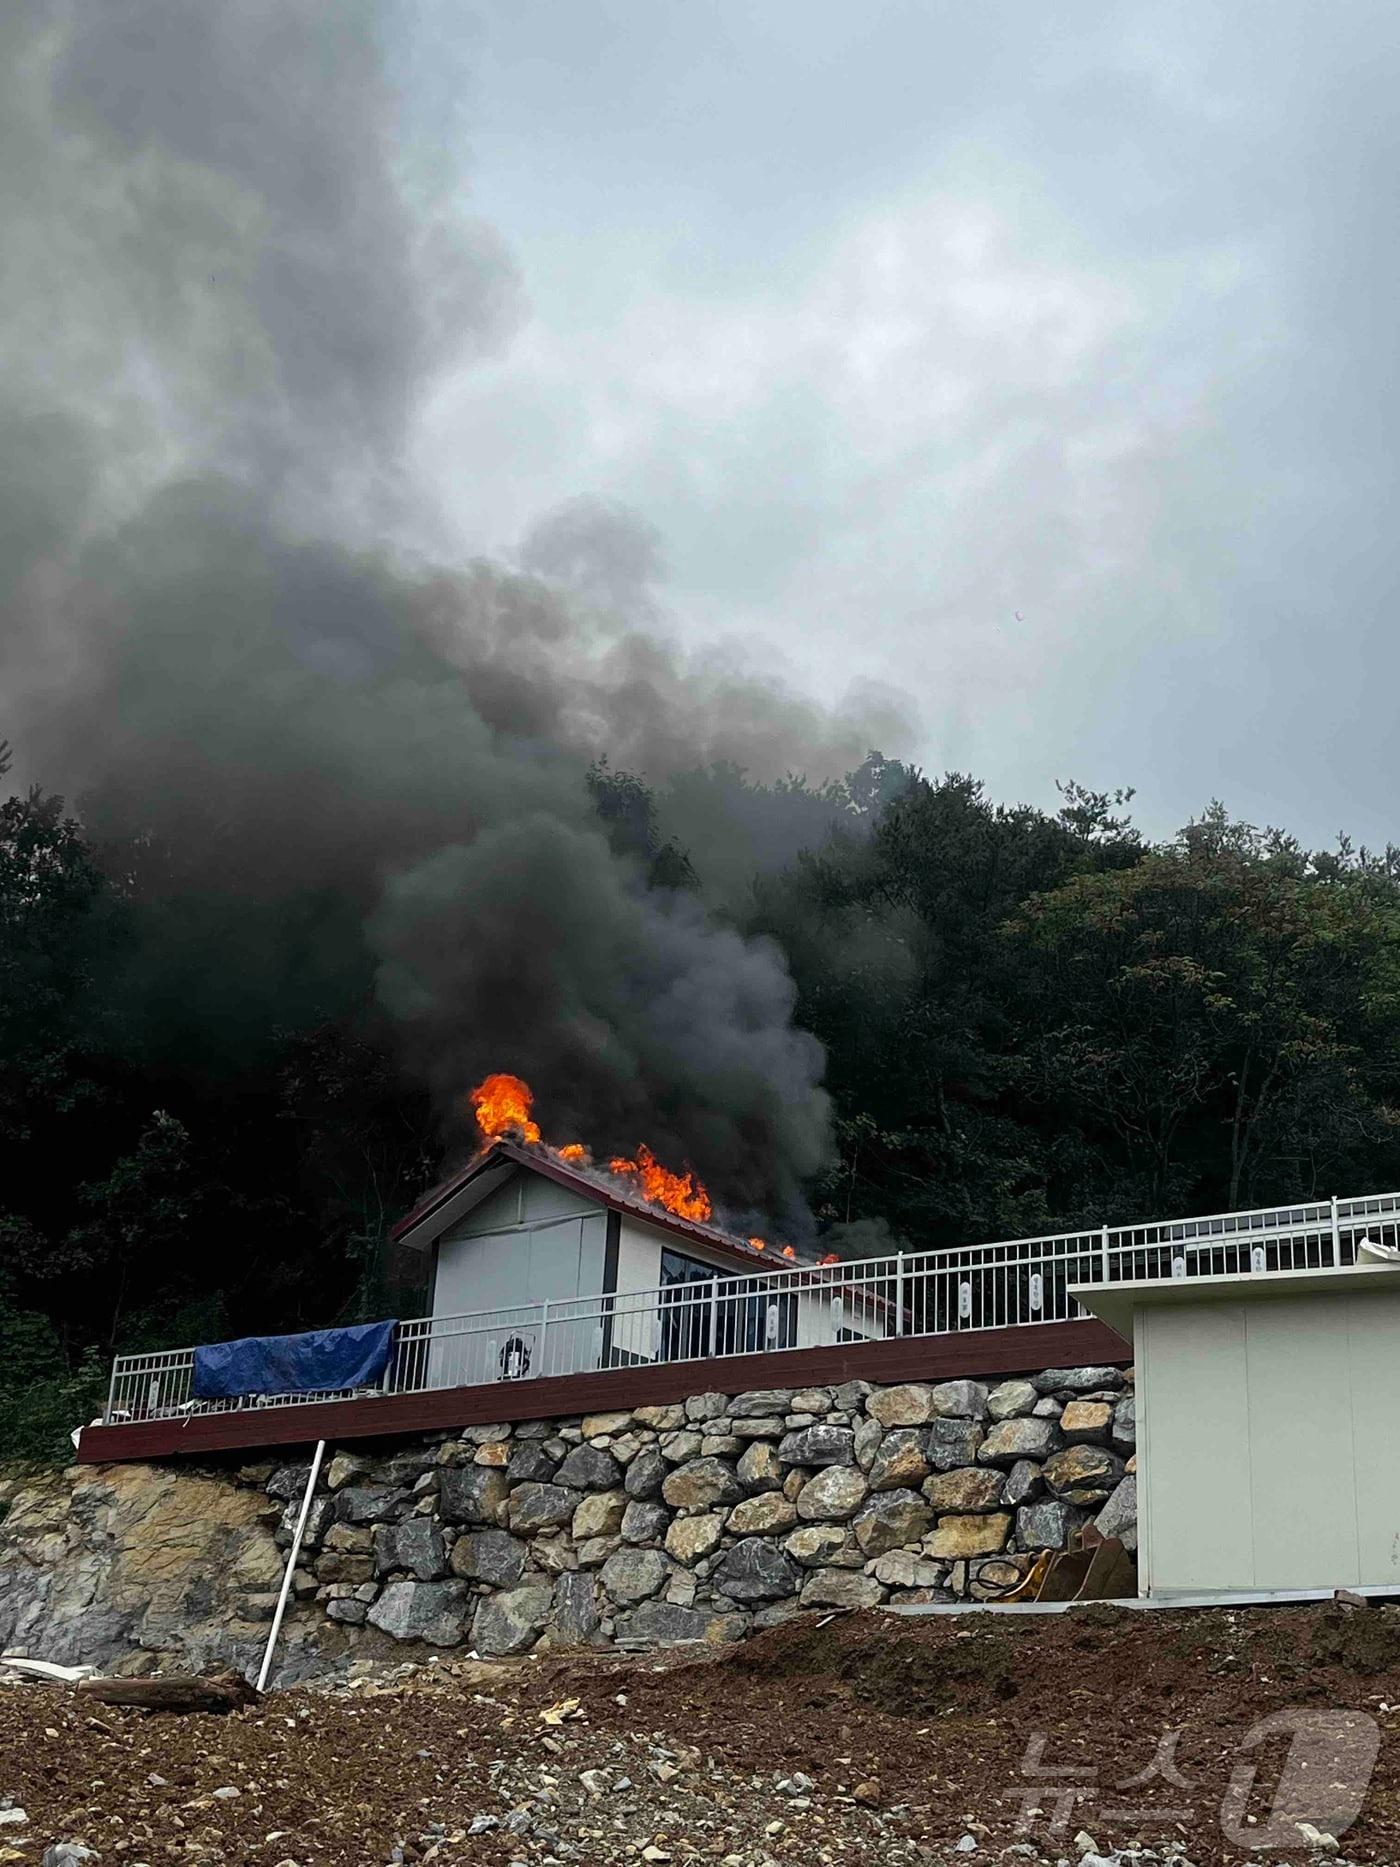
[256,1438,326,1693]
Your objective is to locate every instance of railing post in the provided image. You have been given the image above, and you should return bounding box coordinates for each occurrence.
[895,1251,906,1335]
[1331,1195,1342,1267]
[1100,1224,1111,1285]
[104,1358,119,1426]
[537,1299,550,1378]
[709,1278,721,1358]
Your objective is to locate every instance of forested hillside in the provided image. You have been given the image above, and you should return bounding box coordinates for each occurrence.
[6,734,1400,1458]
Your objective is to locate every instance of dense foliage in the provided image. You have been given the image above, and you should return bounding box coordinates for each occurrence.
[5,742,1400,1458]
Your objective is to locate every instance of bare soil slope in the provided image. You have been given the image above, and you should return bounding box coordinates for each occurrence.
[2,1602,1398,1865]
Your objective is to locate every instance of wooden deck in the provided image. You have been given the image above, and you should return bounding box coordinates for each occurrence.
[77,1318,1129,1463]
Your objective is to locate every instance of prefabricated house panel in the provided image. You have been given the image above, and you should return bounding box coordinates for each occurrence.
[1074,1261,1400,1597]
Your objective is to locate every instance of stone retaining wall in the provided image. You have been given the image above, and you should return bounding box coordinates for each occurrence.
[0,1362,1136,1680]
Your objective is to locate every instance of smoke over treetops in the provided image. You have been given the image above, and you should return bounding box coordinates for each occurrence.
[0,2,911,1234]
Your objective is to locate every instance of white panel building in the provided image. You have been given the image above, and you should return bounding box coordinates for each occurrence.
[393,1139,889,1389]
[1073,1256,1400,1596]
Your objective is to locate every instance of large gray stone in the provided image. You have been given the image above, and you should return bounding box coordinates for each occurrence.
[438,1466,508,1526]
[600,1546,671,1605]
[1112,1397,1137,1450]
[713,1538,799,1603]
[372,1518,446,1580]
[798,1568,885,1609]
[795,1465,869,1522]
[277,1494,336,1548]
[1002,1459,1044,1508]
[554,1444,623,1491]
[727,1417,786,1440]
[507,1482,577,1534]
[1094,1474,1138,1552]
[1033,1365,1126,1394]
[661,1458,744,1510]
[266,1463,315,1501]
[928,1380,990,1420]
[868,1428,930,1493]
[852,1489,934,1555]
[1016,1499,1083,1552]
[616,1600,709,1645]
[977,1417,1062,1466]
[777,1423,855,1467]
[986,1379,1039,1421]
[623,1447,667,1499]
[728,1389,795,1417]
[620,1498,671,1544]
[367,1579,471,1645]
[335,1486,410,1525]
[472,1584,552,1656]
[1042,1444,1125,1503]
[853,1417,884,1471]
[506,1443,559,1488]
[926,1417,986,1471]
[551,1570,602,1646]
[448,1528,527,1587]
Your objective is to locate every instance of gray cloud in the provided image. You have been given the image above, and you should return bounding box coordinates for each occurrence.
[430,0,1400,850]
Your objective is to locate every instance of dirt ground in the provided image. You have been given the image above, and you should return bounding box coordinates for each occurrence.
[3,1601,1400,1866]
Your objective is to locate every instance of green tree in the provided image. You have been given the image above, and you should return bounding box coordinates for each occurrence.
[1012,810,1400,1212]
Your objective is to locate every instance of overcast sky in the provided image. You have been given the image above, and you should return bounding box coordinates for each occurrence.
[404,0,1399,847]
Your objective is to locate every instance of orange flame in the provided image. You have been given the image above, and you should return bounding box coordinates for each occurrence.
[607,1143,712,1223]
[780,1244,796,1259]
[818,1252,840,1266]
[467,1072,716,1226]
[469,1072,541,1145]
[748,1235,767,1252]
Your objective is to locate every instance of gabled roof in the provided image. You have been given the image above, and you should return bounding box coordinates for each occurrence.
[392,1137,808,1271]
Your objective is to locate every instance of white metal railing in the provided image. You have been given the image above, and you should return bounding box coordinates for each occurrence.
[102,1188,1400,1424]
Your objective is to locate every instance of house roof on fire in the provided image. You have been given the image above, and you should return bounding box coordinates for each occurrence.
[392,1138,814,1271]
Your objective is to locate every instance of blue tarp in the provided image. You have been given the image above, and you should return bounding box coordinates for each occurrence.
[192,1319,397,1401]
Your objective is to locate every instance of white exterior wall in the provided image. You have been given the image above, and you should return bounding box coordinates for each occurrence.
[428,1170,607,1386]
[421,1164,889,1382]
[1137,1281,1400,1595]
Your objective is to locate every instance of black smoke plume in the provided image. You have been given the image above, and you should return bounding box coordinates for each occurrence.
[1,1,908,1232]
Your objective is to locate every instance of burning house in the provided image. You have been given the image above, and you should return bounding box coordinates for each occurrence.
[391,1075,889,1391]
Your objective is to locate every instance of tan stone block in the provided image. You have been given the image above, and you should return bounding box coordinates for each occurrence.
[571,1490,627,1541]
[866,1384,935,1427]
[1059,1400,1112,1444]
[582,1411,634,1439]
[922,1467,1004,1514]
[727,1492,798,1536]
[664,1513,724,1565]
[473,1441,510,1467]
[926,1512,1012,1559]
